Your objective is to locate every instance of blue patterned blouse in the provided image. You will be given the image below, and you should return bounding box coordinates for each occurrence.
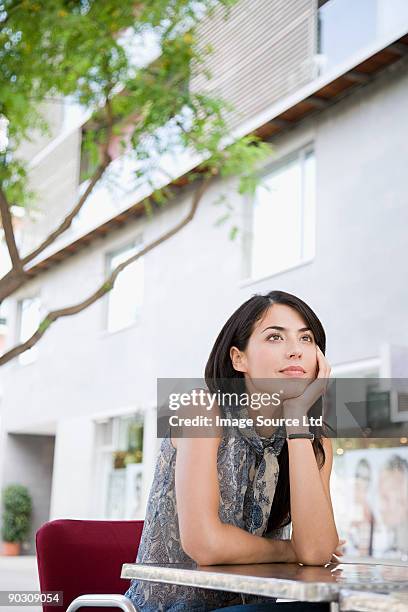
[125,409,289,612]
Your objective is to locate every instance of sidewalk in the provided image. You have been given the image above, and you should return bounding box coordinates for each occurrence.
[0,555,41,612]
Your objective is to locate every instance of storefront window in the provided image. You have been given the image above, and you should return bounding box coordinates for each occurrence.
[94,413,145,519]
[330,364,408,560]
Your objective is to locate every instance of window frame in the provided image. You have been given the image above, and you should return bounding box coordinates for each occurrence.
[242,143,316,286]
[103,237,144,334]
[93,410,145,519]
[16,295,42,366]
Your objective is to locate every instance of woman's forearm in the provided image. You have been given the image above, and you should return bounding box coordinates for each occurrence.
[187,521,296,566]
[287,437,338,564]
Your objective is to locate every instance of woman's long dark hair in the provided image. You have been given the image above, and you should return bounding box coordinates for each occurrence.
[204,290,329,533]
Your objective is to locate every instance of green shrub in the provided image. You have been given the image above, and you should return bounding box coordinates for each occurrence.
[1,484,32,543]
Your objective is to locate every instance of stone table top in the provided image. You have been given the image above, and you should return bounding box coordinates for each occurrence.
[121,561,408,603]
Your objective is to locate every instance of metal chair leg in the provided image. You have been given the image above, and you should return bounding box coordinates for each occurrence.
[66,594,137,612]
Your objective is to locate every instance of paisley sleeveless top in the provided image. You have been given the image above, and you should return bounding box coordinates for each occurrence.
[125,406,290,611]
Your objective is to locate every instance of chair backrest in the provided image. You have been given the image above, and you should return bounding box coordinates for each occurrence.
[36,519,144,612]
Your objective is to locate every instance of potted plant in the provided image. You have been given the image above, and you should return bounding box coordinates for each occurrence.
[1,484,32,556]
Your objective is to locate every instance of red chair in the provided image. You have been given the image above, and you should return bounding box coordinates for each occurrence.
[36,519,144,612]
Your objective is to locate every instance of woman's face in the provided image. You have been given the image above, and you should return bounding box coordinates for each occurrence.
[230,303,319,385]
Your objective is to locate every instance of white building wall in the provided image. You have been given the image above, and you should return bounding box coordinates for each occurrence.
[49,416,95,519]
[1,34,408,542]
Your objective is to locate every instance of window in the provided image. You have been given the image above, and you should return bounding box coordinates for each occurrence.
[17,296,41,365]
[247,146,315,280]
[316,0,408,77]
[105,240,144,333]
[328,360,408,560]
[317,0,375,74]
[93,413,145,519]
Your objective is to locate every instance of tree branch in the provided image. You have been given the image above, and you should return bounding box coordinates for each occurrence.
[0,175,213,366]
[18,90,188,269]
[0,268,30,302]
[20,158,111,266]
[0,187,25,275]
[0,95,184,300]
[20,99,116,267]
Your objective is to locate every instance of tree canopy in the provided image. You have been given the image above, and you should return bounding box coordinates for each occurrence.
[0,0,271,365]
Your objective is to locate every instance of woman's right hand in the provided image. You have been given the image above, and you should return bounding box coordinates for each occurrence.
[283,345,331,422]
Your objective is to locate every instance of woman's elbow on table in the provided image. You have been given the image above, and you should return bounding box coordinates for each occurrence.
[180,525,222,566]
[181,540,220,566]
[295,544,336,566]
[184,547,220,566]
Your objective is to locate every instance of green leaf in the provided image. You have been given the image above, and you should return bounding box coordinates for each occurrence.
[229,225,239,241]
[0,0,267,262]
[38,317,52,333]
[214,212,230,226]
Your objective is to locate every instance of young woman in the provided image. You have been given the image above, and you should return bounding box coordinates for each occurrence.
[125,290,343,611]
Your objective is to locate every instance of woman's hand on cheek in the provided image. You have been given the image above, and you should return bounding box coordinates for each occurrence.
[283,346,331,420]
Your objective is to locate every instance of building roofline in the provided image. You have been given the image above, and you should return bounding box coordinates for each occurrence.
[24,29,408,279]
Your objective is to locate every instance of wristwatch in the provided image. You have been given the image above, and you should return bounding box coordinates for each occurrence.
[287,432,315,441]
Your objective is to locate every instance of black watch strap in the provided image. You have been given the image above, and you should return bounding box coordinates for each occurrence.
[287,432,315,441]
